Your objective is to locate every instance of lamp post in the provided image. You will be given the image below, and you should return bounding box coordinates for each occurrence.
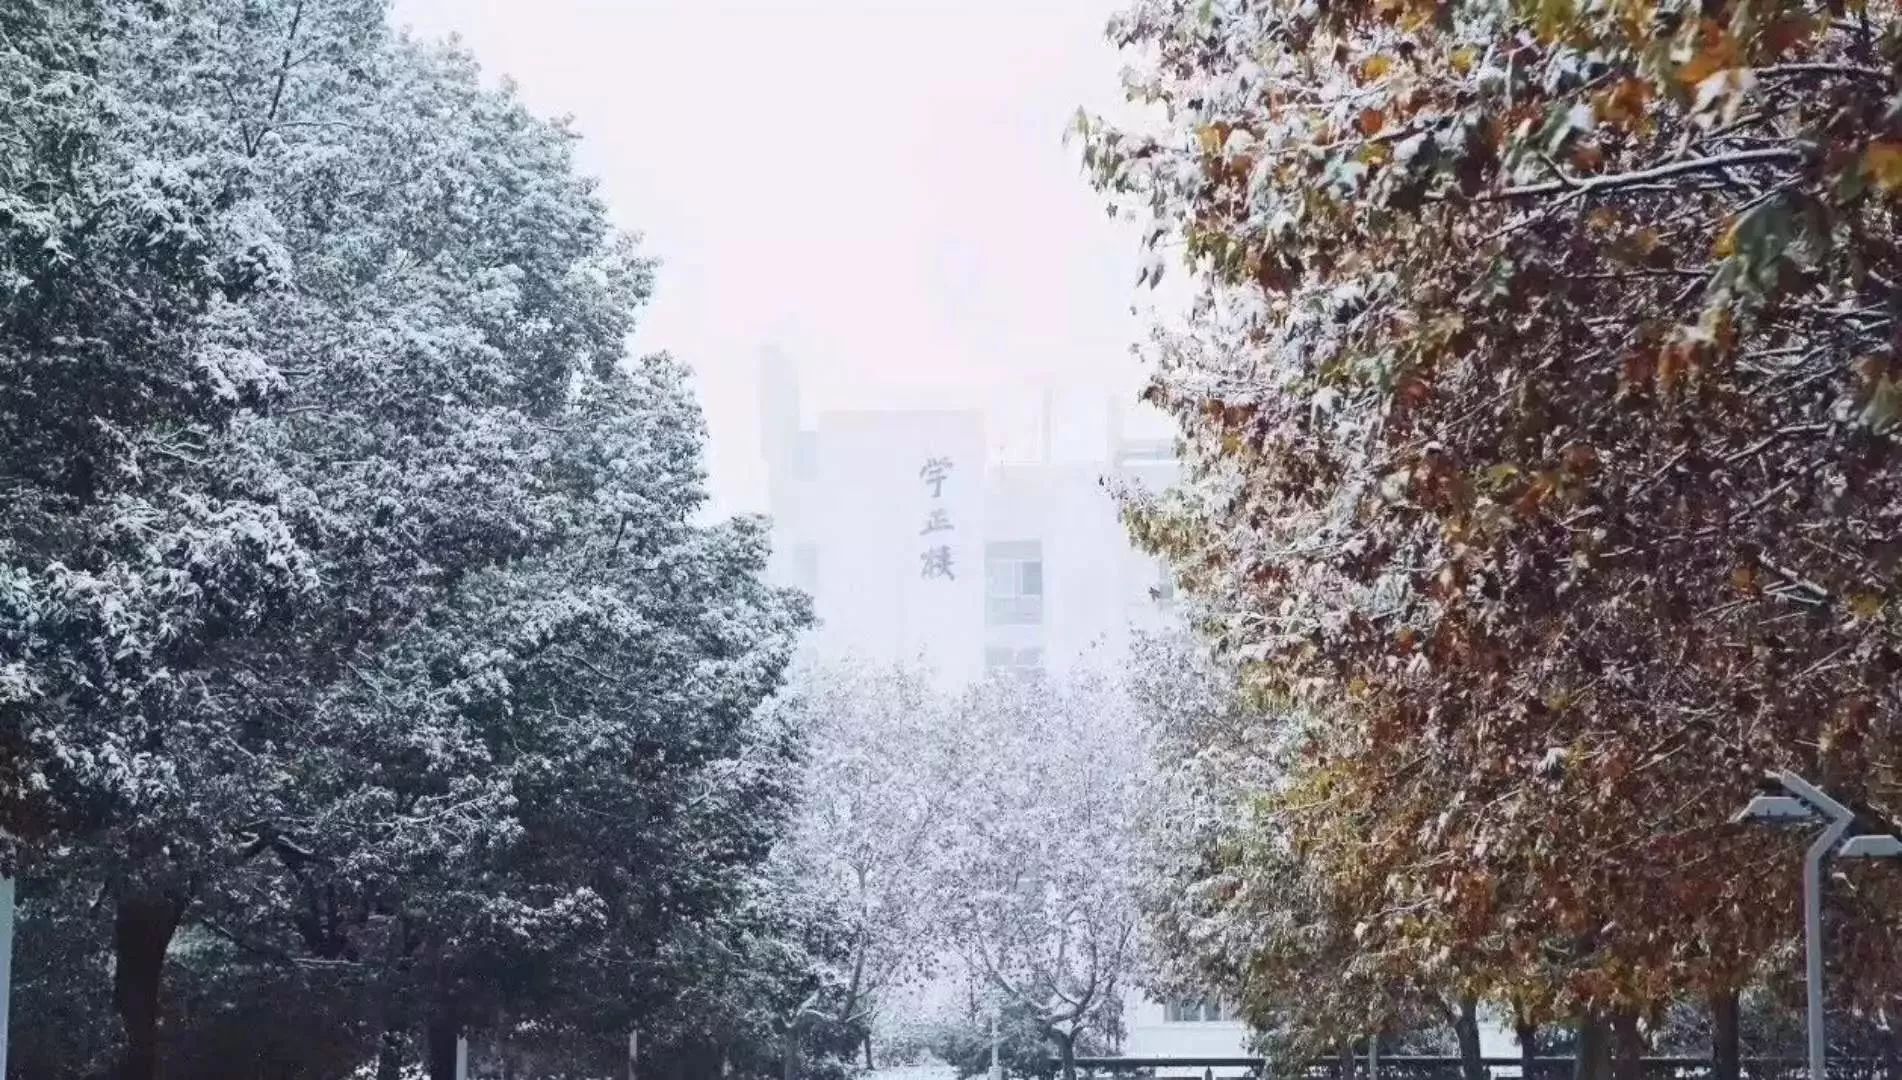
[1735,770,1902,1080]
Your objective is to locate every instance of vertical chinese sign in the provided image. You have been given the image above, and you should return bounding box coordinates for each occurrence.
[919,455,954,580]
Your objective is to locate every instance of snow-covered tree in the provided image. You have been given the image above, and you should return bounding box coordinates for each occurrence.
[5,3,818,1079]
[1081,0,1902,1073]
[780,658,967,1064]
[937,666,1147,1080]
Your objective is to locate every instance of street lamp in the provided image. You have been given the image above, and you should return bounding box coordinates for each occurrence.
[1734,770,1902,1080]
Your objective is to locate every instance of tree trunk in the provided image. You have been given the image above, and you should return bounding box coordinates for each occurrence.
[1609,1010,1644,1080]
[1710,990,1740,1080]
[427,1010,461,1080]
[113,894,185,1080]
[864,1030,875,1071]
[1454,996,1486,1080]
[781,1025,801,1080]
[1340,1041,1358,1080]
[1882,1008,1901,1080]
[1573,1014,1612,1080]
[376,1027,407,1080]
[1056,1028,1077,1080]
[1516,1020,1539,1080]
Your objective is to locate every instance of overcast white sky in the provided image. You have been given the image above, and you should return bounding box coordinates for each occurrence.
[387,0,1174,515]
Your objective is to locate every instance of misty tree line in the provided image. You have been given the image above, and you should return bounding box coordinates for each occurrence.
[0,1,870,1077]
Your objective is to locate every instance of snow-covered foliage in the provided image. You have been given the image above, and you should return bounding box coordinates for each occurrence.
[1083,0,1902,1066]
[937,665,1147,1079]
[780,658,965,1056]
[769,657,1151,1080]
[3,2,814,1077]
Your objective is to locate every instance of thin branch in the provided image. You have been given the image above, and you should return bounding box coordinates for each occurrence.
[1484,147,1809,201]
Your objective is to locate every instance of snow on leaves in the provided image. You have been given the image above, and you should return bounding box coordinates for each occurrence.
[3,1,813,1074]
[1085,0,1902,1051]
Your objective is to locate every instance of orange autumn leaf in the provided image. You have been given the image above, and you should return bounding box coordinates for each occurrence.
[1864,141,1902,194]
[1678,27,1741,88]
[1594,77,1653,129]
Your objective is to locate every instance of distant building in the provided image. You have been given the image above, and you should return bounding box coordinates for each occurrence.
[1122,997,1251,1072]
[758,351,1179,683]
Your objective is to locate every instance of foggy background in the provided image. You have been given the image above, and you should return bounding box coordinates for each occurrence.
[389,0,1181,517]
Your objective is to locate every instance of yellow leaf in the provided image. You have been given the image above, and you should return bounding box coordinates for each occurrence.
[1482,463,1522,487]
[1714,214,1740,257]
[1450,46,1479,75]
[1863,141,1902,194]
[1362,54,1393,80]
[1678,28,1741,89]
[1848,593,1884,619]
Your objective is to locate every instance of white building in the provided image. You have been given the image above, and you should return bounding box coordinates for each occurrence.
[758,352,1178,683]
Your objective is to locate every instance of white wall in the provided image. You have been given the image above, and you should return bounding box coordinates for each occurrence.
[1122,995,1252,1074]
[761,361,1176,684]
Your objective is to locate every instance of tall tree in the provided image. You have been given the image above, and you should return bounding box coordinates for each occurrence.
[6,3,817,1079]
[939,667,1146,1080]
[1082,0,1902,1066]
[781,658,968,1063]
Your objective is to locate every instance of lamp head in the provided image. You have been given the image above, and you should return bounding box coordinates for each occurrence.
[1838,834,1902,859]
[1733,794,1817,826]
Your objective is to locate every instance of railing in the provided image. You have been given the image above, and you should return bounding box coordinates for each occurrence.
[1055,1056,1895,1080]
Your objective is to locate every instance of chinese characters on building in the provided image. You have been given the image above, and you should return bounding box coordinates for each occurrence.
[919,456,954,579]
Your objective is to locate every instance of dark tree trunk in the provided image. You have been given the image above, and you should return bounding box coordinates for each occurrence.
[1711,990,1740,1080]
[1573,1014,1612,1080]
[376,1028,406,1080]
[1055,1028,1077,1080]
[1609,1010,1644,1080]
[114,894,185,1080]
[427,1011,461,1080]
[1340,1041,1358,1080]
[1516,1020,1540,1080]
[1883,1012,1902,1080]
[1454,996,1486,1080]
[864,1031,875,1071]
[781,1025,801,1080]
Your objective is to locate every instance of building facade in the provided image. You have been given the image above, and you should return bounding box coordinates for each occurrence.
[758,353,1178,683]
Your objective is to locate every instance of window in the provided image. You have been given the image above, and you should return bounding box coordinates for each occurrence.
[1118,439,1176,465]
[985,540,1043,625]
[1164,997,1238,1023]
[984,645,1043,674]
